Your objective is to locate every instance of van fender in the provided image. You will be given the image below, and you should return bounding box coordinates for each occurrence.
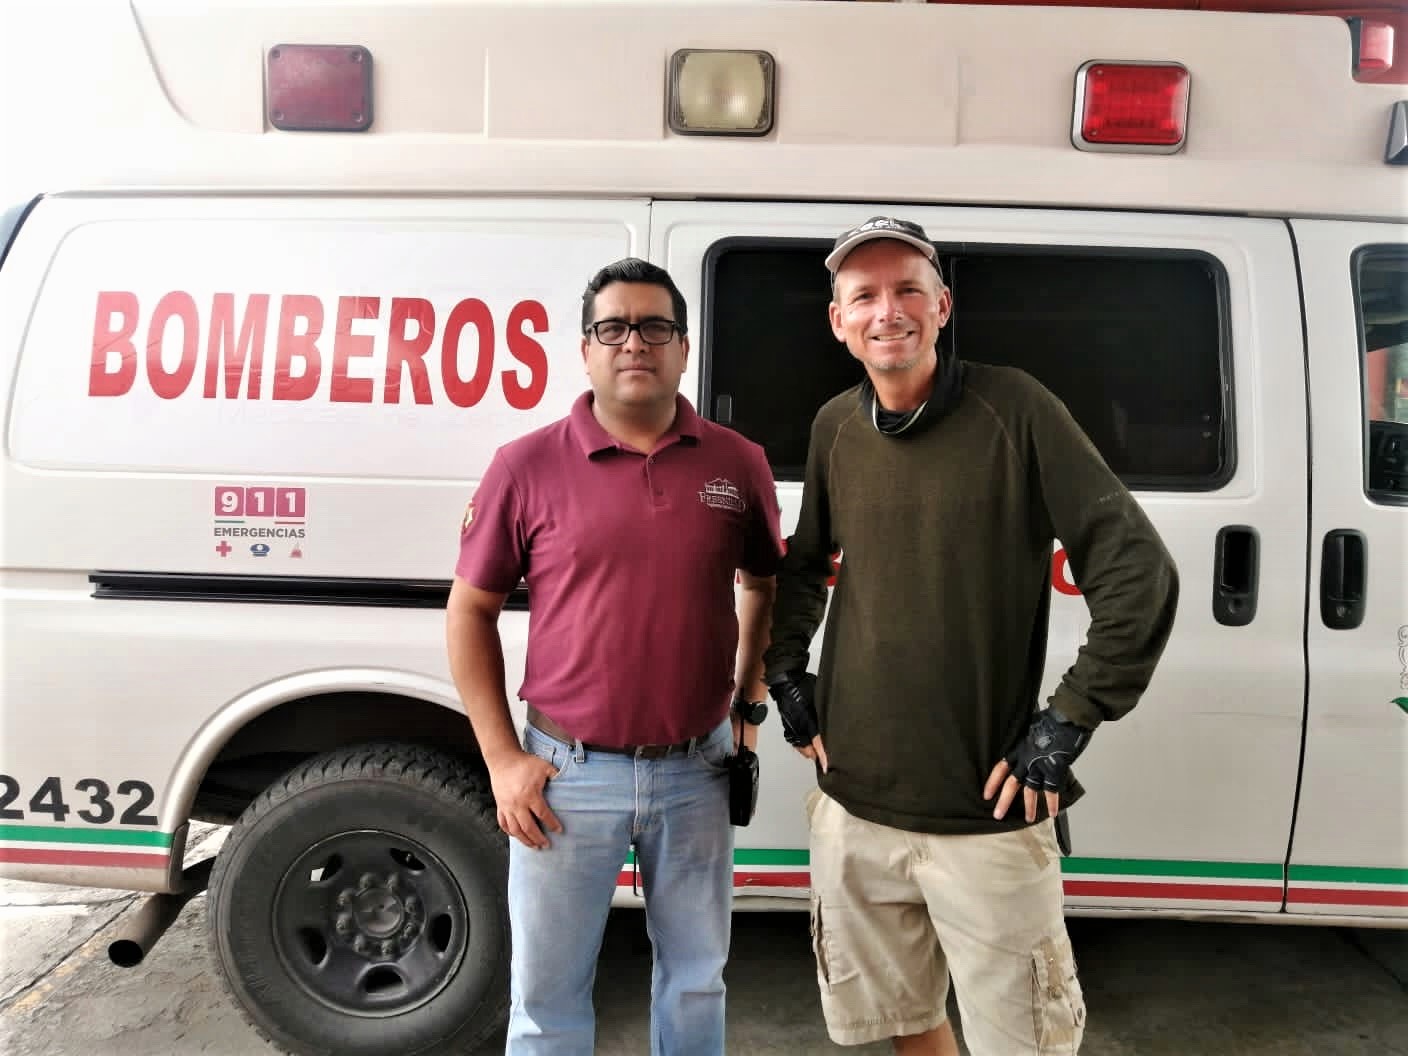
[160,666,465,880]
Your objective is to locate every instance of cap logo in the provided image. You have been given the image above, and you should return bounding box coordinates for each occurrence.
[855,217,912,235]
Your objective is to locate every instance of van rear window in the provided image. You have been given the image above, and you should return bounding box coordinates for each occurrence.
[703,241,1230,490]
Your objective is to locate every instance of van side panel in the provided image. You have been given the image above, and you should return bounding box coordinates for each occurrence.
[0,196,649,888]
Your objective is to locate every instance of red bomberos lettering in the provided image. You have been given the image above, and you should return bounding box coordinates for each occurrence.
[87,291,550,408]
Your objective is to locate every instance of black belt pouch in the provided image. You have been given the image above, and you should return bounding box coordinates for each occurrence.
[727,746,759,826]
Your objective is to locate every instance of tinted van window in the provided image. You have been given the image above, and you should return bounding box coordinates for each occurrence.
[704,241,1229,489]
[1357,247,1408,502]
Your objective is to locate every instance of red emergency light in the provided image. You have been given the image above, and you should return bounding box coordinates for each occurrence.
[266,44,374,132]
[1349,18,1395,78]
[1072,61,1190,154]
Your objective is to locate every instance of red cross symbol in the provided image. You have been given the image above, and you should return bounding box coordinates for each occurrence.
[216,541,233,557]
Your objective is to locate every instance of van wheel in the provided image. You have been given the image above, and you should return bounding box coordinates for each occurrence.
[207,743,508,1056]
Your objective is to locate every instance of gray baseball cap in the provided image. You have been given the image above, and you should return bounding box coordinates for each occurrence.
[825,216,943,283]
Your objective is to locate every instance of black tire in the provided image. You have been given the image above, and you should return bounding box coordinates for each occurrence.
[207,743,508,1056]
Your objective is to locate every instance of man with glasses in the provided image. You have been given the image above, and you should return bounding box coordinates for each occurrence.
[764,218,1178,1055]
[447,257,781,1055]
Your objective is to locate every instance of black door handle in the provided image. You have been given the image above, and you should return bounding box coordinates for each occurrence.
[1321,530,1367,630]
[1213,525,1259,627]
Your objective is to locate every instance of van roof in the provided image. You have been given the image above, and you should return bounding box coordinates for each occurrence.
[4,0,1404,221]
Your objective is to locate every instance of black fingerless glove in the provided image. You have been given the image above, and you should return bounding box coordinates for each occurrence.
[765,670,820,748]
[1005,708,1092,792]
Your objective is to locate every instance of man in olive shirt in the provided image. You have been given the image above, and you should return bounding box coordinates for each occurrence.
[764,217,1178,1055]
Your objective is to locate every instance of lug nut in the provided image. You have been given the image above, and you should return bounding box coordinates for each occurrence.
[352,936,369,955]
[335,889,355,907]
[335,913,354,935]
[405,896,422,918]
[380,940,396,958]
[357,873,378,892]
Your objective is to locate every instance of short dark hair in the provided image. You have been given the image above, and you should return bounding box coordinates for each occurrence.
[580,258,688,336]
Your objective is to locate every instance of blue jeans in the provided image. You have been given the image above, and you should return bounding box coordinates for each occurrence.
[505,717,734,1056]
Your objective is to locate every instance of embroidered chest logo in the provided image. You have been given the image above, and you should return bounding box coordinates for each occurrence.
[698,478,746,513]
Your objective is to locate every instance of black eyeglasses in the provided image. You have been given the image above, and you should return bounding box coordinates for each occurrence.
[584,319,682,346]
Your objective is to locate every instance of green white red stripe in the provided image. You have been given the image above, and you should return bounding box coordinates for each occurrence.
[1286,865,1408,909]
[5,826,1401,912]
[610,849,1408,914]
[0,824,171,870]
[727,848,810,889]
[1059,856,1282,906]
[616,848,810,891]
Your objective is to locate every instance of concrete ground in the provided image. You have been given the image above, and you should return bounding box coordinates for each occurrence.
[1,829,1405,1055]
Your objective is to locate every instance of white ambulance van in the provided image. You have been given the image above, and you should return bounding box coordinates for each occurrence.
[1,0,1404,1052]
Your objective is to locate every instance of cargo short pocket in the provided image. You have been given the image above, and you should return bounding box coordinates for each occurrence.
[809,893,836,993]
[1030,933,1086,1054]
[1017,819,1059,870]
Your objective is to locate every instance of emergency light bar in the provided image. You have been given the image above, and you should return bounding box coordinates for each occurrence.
[266,44,373,132]
[1072,61,1189,154]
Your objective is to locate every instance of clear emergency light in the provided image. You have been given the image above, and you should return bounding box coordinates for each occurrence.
[1072,61,1189,154]
[668,49,775,136]
[266,44,374,132]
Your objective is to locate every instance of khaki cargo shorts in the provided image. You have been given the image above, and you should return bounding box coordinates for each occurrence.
[806,788,1086,1053]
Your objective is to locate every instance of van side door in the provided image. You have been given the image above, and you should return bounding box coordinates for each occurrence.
[654,202,1307,913]
[1287,221,1408,920]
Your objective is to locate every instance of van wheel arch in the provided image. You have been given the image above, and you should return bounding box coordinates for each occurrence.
[192,691,482,824]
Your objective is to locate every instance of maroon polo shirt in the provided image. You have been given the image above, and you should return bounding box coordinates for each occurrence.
[456,393,782,746]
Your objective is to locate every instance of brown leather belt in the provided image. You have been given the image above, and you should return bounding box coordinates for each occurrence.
[526,705,699,760]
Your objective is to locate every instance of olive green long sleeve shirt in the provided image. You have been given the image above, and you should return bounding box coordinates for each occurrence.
[764,364,1179,835]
